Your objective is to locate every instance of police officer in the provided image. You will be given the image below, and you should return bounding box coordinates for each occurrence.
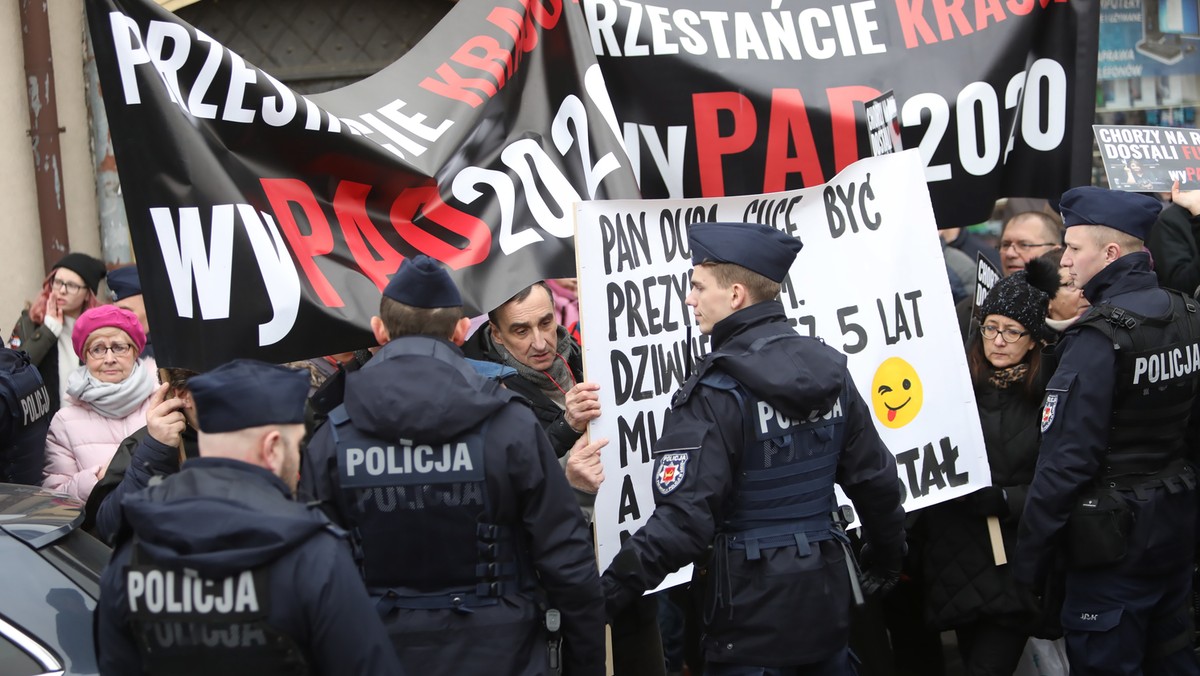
[1015,187,1200,674]
[97,359,402,675]
[601,222,907,675]
[0,347,51,485]
[301,255,605,675]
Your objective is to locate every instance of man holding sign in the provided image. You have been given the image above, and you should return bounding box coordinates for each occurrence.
[600,222,906,675]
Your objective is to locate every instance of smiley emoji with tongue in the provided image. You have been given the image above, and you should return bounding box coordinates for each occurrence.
[870,357,923,429]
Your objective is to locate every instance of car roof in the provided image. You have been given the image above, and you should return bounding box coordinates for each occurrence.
[0,483,85,548]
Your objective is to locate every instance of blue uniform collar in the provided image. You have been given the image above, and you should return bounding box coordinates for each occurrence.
[710,300,788,351]
[1082,252,1157,304]
[370,335,467,368]
[183,457,293,498]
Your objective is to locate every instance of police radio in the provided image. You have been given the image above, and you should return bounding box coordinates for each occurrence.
[545,608,562,673]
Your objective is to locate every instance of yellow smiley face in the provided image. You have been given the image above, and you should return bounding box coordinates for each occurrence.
[870,357,924,429]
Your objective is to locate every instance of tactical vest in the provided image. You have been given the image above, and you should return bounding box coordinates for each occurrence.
[124,545,307,676]
[327,381,528,612]
[0,349,51,484]
[1075,292,1200,478]
[699,369,848,559]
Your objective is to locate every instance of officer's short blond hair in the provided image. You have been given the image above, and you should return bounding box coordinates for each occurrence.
[698,262,781,304]
[1084,224,1143,255]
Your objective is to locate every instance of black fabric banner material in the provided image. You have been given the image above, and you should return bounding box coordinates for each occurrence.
[85,0,1098,369]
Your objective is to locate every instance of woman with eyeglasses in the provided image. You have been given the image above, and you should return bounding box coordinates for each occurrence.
[42,306,155,501]
[8,253,107,415]
[922,257,1062,675]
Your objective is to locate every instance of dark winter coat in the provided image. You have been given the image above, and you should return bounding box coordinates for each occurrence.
[301,336,606,676]
[923,374,1042,631]
[85,425,200,544]
[1148,203,1200,295]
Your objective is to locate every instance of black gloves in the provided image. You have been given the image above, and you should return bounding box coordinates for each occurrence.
[860,567,901,597]
[858,542,904,597]
[966,485,1009,517]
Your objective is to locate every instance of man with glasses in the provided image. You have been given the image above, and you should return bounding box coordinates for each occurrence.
[998,212,1063,277]
[1015,187,1200,675]
[959,212,1065,339]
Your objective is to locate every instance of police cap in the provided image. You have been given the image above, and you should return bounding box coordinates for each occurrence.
[188,359,309,433]
[1059,186,1162,241]
[382,255,462,308]
[107,266,142,301]
[687,222,803,283]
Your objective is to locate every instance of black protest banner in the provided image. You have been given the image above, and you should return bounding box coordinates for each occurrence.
[88,0,1098,370]
[592,0,1099,226]
[86,0,639,369]
[1095,124,1200,191]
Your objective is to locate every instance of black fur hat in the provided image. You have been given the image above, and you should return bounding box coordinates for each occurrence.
[977,257,1061,343]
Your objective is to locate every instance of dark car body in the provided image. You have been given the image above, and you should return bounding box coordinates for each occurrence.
[0,483,108,675]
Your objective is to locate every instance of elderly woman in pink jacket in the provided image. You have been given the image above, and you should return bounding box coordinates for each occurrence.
[42,306,155,501]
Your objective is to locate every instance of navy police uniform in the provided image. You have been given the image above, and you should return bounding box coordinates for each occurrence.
[602,223,907,673]
[0,348,51,485]
[1015,188,1200,675]
[98,458,402,676]
[300,256,605,675]
[97,360,402,676]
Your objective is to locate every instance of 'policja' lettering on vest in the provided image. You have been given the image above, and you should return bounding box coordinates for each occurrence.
[149,621,269,649]
[1132,342,1200,384]
[756,399,844,437]
[355,482,484,512]
[344,440,474,477]
[127,569,259,615]
[19,387,50,425]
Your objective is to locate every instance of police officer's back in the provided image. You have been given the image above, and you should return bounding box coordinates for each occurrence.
[601,223,907,674]
[0,348,51,485]
[1015,187,1200,674]
[97,359,402,676]
[301,256,605,675]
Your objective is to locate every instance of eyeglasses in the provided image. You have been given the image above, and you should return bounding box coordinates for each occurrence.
[86,343,134,359]
[980,324,1030,344]
[51,279,86,294]
[999,240,1057,253]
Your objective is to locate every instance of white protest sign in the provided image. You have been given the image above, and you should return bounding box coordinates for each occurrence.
[575,150,990,587]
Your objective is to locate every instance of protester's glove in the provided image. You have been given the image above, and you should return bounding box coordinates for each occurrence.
[966,485,1009,517]
[858,543,903,597]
